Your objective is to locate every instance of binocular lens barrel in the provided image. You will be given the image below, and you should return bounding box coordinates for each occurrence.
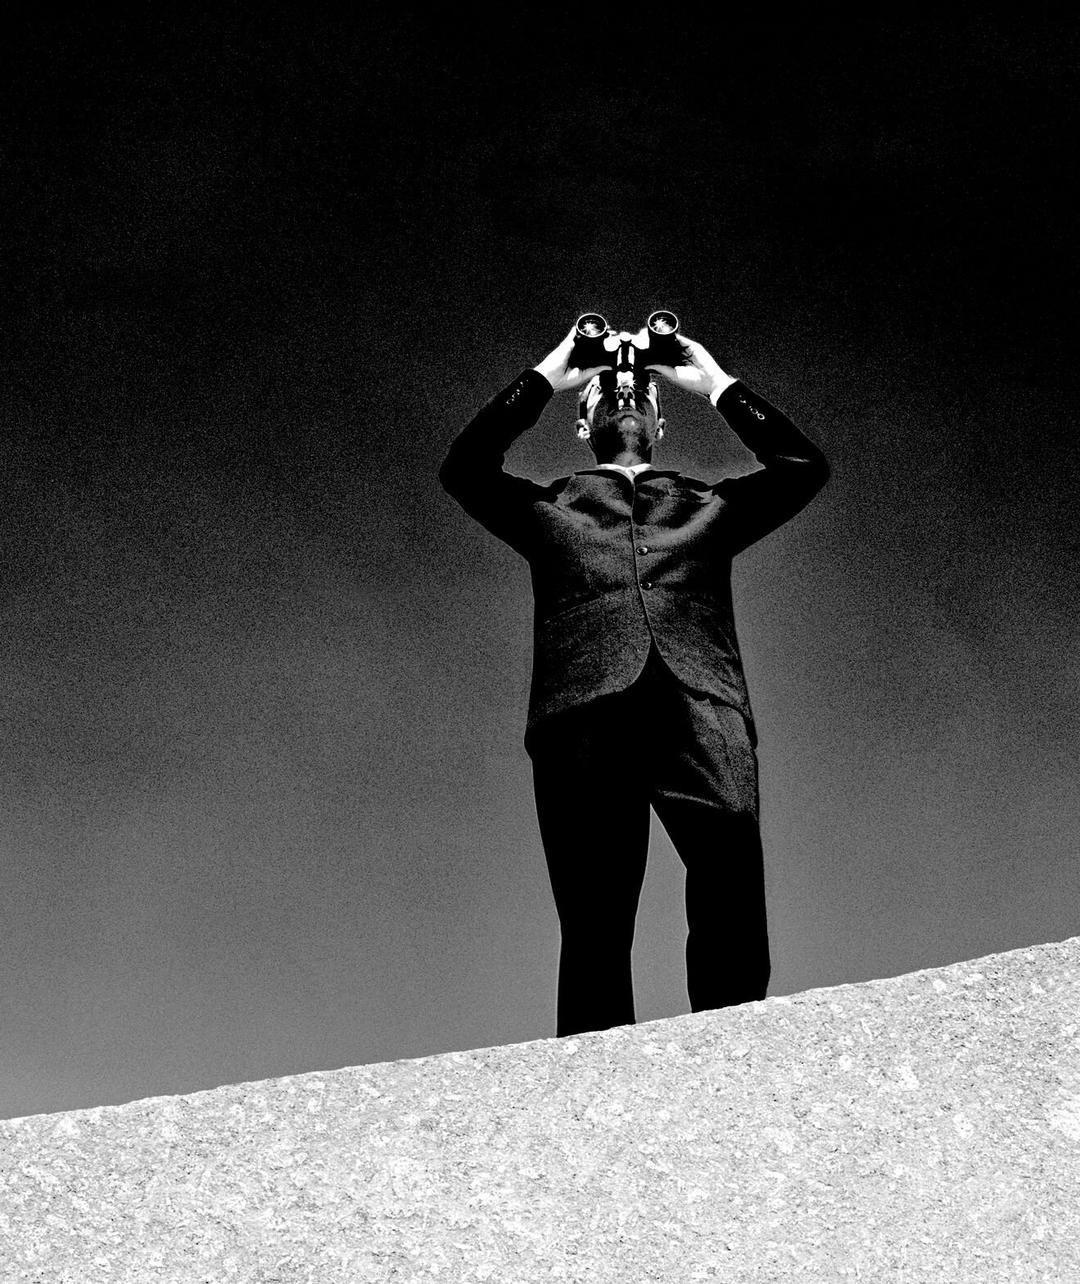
[576,311,679,339]
[572,311,684,375]
[575,313,610,340]
[647,310,679,336]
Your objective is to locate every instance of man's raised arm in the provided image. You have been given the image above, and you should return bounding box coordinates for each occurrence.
[647,334,830,553]
[437,326,607,550]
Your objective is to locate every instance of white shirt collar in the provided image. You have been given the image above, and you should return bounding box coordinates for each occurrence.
[595,461,654,479]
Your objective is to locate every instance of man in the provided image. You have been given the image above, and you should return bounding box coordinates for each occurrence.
[438,320,829,1037]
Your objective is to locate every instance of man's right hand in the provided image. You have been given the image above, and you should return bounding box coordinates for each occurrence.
[533,326,611,393]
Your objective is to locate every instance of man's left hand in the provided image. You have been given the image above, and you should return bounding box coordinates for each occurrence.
[643,332,734,400]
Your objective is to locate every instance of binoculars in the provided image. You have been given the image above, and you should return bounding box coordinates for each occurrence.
[571,310,686,374]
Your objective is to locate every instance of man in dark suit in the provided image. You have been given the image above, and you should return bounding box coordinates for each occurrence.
[439,321,829,1037]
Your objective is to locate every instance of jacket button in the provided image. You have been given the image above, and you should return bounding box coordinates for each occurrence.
[637,545,649,554]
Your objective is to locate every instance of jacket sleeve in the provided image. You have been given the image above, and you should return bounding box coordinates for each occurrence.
[711,380,830,554]
[438,369,555,554]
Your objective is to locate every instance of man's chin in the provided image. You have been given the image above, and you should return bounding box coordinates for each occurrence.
[601,412,646,436]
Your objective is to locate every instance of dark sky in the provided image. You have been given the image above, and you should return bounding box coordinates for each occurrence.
[1,11,1077,1119]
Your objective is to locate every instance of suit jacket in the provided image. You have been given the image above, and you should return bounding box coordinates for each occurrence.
[439,368,829,749]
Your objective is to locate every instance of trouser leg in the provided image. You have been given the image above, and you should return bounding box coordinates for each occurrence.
[646,665,771,1010]
[655,799,770,1009]
[528,689,651,1037]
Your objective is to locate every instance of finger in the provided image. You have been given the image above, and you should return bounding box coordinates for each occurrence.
[560,365,605,390]
[671,335,702,367]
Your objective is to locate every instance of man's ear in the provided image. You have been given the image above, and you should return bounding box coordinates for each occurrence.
[576,419,591,440]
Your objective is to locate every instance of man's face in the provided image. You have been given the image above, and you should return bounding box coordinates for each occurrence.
[582,373,663,458]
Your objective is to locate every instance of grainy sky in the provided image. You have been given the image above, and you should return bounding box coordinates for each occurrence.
[1,10,1077,1119]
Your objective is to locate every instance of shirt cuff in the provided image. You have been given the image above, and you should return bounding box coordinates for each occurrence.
[709,373,739,407]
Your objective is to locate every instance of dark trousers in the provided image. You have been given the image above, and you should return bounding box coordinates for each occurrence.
[527,644,769,1037]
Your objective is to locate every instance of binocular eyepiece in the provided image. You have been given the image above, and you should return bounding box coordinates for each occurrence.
[572,310,685,372]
